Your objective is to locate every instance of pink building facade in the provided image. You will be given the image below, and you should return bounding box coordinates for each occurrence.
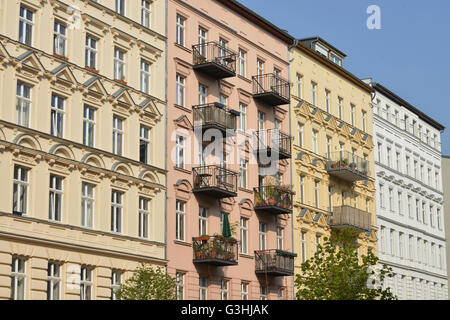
[166,0,295,300]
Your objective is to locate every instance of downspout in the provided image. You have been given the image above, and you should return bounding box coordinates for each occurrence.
[164,0,168,268]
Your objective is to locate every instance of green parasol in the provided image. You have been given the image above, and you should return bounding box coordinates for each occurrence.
[222,212,231,238]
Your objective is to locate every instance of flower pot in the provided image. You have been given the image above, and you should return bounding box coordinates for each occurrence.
[268,197,276,206]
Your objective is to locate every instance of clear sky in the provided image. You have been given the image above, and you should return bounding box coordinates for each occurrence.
[238,0,450,155]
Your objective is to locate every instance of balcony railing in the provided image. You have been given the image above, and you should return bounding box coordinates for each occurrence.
[254,249,296,276]
[252,73,290,106]
[193,165,238,198]
[254,185,293,214]
[192,235,238,266]
[193,103,238,134]
[255,129,292,161]
[328,205,371,233]
[326,151,369,182]
[193,41,236,79]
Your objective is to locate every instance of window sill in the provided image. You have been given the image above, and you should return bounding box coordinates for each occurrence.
[174,240,192,247]
[174,167,191,175]
[239,187,252,194]
[237,75,251,83]
[174,43,192,54]
[239,253,254,259]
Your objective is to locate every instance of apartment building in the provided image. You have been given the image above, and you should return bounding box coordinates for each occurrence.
[0,0,167,299]
[166,0,296,300]
[442,155,450,297]
[290,38,377,282]
[367,80,448,300]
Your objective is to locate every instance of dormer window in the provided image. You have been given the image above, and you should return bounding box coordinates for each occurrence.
[329,52,342,66]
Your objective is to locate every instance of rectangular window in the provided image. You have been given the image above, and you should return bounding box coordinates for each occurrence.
[241,282,248,300]
[80,266,93,300]
[259,222,267,250]
[314,180,319,208]
[278,287,285,300]
[199,277,207,300]
[389,188,394,212]
[380,226,385,253]
[51,94,65,138]
[301,231,307,263]
[139,197,150,238]
[199,207,208,236]
[115,0,125,15]
[260,286,267,300]
[141,0,151,28]
[328,186,333,212]
[19,7,33,45]
[13,166,29,215]
[221,279,229,300]
[83,106,95,147]
[296,74,302,98]
[338,97,343,120]
[299,175,305,203]
[197,27,207,57]
[240,159,248,189]
[53,21,67,57]
[257,59,264,77]
[379,184,384,208]
[113,116,124,156]
[85,36,97,69]
[47,262,61,300]
[11,257,26,300]
[311,82,317,105]
[140,60,151,94]
[81,182,94,228]
[350,104,355,126]
[49,175,63,222]
[316,235,321,252]
[176,272,184,300]
[176,200,185,241]
[325,90,331,113]
[298,123,303,147]
[111,190,123,233]
[406,156,410,175]
[238,49,246,77]
[176,15,185,46]
[277,227,284,250]
[362,111,367,132]
[312,130,318,154]
[111,270,122,300]
[16,82,31,127]
[176,135,185,169]
[114,48,126,81]
[239,103,247,131]
[409,235,414,261]
[240,217,248,254]
[399,233,404,259]
[140,126,150,164]
[398,192,403,215]
[176,74,185,107]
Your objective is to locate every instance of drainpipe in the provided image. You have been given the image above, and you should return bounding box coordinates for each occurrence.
[164,0,168,268]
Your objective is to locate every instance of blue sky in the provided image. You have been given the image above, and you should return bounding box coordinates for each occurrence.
[239,0,450,155]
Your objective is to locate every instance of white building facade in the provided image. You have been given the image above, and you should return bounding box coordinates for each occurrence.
[367,80,448,300]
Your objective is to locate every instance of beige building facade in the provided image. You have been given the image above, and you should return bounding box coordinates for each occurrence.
[0,0,167,299]
[443,156,450,297]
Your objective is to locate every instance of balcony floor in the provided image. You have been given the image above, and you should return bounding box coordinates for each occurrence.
[195,123,237,136]
[255,269,294,277]
[254,205,292,215]
[253,92,289,106]
[193,258,238,266]
[327,168,368,182]
[329,223,371,234]
[256,148,291,162]
[193,187,237,199]
[193,62,236,79]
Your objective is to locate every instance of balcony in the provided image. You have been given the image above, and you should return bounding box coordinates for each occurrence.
[193,103,239,134]
[328,206,371,233]
[193,165,238,198]
[193,42,237,79]
[254,185,293,214]
[326,151,369,183]
[192,235,238,266]
[252,73,290,106]
[254,250,296,276]
[255,129,292,161]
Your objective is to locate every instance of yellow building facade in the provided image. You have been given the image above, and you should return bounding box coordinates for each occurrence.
[289,38,378,280]
[0,0,167,299]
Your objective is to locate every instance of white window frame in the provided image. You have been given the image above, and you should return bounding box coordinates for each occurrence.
[13,165,29,215]
[239,103,247,131]
[53,21,67,57]
[241,282,248,300]
[85,35,97,69]
[176,200,185,241]
[176,135,185,169]
[113,116,124,156]
[111,190,123,233]
[11,257,26,300]
[199,207,208,236]
[111,270,122,300]
[51,94,65,138]
[83,106,96,147]
[176,74,185,107]
[16,82,31,127]
[47,262,61,300]
[140,125,151,164]
[240,217,248,254]
[140,60,151,94]
[221,279,229,300]
[239,159,248,189]
[115,0,126,15]
[198,84,208,105]
[19,7,33,46]
[301,231,307,263]
[139,197,150,239]
[81,182,94,228]
[277,227,284,250]
[199,277,207,300]
[80,266,93,300]
[114,47,126,81]
[49,175,63,222]
[141,0,151,28]
[238,49,246,77]
[259,222,267,250]
[176,272,184,300]
[176,15,186,46]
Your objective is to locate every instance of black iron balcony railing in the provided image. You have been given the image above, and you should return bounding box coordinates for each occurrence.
[328,205,371,233]
[193,235,238,266]
[254,249,296,276]
[254,185,293,214]
[193,102,238,133]
[252,73,290,106]
[326,151,369,182]
[193,165,238,198]
[193,41,237,79]
[255,129,292,161]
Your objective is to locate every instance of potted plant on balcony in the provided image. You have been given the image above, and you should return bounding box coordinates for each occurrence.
[194,235,210,242]
[349,162,357,170]
[338,158,348,168]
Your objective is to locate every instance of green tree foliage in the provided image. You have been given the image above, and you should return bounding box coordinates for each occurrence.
[115,263,177,300]
[295,228,397,300]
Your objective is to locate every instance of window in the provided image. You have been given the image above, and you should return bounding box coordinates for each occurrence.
[257,111,265,131]
[53,21,67,57]
[301,231,307,263]
[362,111,367,132]
[338,97,343,120]
[389,188,394,212]
[19,7,33,45]
[239,159,248,189]
[85,36,97,69]
[238,49,246,77]
[139,197,150,238]
[83,106,95,147]
[50,94,65,138]
[257,59,264,77]
[197,27,207,57]
[16,82,31,127]
[114,48,126,81]
[199,277,207,300]
[199,207,208,236]
[390,230,396,256]
[221,279,229,300]
[141,0,151,28]
[325,90,331,113]
[437,208,442,230]
[220,94,228,106]
[350,104,355,126]
[314,180,319,208]
[396,152,401,171]
[277,227,284,250]
[328,186,333,212]
[11,257,26,300]
[111,270,122,300]
[407,195,413,218]
[398,192,403,215]
[140,60,151,94]
[312,130,318,154]
[299,175,305,203]
[176,15,185,46]
[176,272,184,300]
[176,135,185,169]
[380,227,385,253]
[176,200,185,241]
[399,233,404,259]
[13,166,29,215]
[112,116,124,156]
[240,217,248,254]
[198,83,208,105]
[405,156,410,175]
[296,74,302,98]
[311,82,317,105]
[260,286,267,300]
[315,235,321,252]
[47,262,61,300]
[409,235,414,261]
[140,126,151,164]
[49,175,63,222]
[379,184,384,208]
[386,147,391,166]
[115,0,125,15]
[81,182,94,228]
[259,222,267,250]
[239,103,247,131]
[80,266,93,300]
[241,282,248,300]
[298,123,303,147]
[176,74,185,107]
[278,287,285,300]
[111,191,123,233]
